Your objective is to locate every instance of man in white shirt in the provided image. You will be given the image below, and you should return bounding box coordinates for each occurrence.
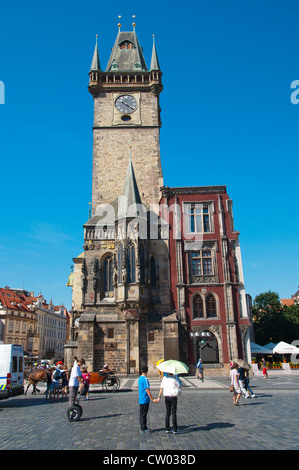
[69,357,85,407]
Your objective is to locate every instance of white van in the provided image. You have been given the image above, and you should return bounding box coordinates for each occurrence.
[0,344,24,400]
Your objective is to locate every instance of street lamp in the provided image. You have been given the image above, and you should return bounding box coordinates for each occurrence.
[189,330,211,361]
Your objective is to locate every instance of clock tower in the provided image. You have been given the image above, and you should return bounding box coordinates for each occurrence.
[65,23,180,376]
[88,26,164,213]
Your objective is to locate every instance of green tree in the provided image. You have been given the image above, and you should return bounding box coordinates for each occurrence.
[252,291,299,345]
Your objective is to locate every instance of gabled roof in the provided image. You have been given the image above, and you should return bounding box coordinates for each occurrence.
[105,30,148,72]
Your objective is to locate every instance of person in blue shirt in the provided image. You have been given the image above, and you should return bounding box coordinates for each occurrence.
[138,365,158,433]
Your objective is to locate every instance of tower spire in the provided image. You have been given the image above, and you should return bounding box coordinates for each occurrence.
[90,35,101,72]
[150,34,160,71]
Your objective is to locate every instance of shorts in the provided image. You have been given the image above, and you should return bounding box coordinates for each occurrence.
[51,381,60,389]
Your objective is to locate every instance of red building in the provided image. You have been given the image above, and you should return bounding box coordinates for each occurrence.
[160,185,252,374]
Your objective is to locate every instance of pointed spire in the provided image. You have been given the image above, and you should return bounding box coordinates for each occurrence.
[90,35,101,72]
[117,147,146,220]
[150,34,160,71]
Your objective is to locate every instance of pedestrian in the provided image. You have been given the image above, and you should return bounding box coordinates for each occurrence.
[237,365,250,398]
[195,358,204,382]
[244,369,256,398]
[262,358,268,378]
[51,364,62,400]
[60,365,69,400]
[157,372,182,434]
[230,362,242,405]
[45,367,53,399]
[79,367,91,400]
[69,357,85,407]
[138,365,158,433]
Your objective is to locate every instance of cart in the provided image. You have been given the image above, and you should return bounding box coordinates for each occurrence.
[90,369,120,392]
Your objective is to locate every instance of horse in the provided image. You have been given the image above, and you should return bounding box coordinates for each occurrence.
[25,368,48,395]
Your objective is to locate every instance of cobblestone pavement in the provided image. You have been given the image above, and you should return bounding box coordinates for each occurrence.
[0,374,298,453]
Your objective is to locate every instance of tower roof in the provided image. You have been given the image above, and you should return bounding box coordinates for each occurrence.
[90,36,101,71]
[117,150,147,220]
[105,30,148,72]
[150,35,160,71]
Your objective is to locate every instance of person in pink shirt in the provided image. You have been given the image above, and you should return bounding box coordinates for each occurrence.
[79,367,91,400]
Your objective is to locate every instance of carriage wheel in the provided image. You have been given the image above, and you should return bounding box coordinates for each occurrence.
[67,404,82,422]
[104,376,120,392]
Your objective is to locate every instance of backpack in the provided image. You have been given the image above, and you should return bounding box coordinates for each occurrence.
[53,369,61,381]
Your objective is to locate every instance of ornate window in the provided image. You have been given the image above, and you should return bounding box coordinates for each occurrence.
[191,250,213,276]
[206,293,217,318]
[127,242,136,283]
[184,203,213,234]
[103,256,113,295]
[192,292,218,319]
[193,294,204,319]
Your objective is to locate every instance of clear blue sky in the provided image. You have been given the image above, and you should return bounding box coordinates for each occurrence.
[0,0,298,310]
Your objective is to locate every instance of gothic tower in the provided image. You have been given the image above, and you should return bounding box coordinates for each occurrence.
[66,23,179,375]
[88,26,164,213]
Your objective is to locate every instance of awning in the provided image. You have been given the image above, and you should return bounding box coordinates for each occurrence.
[273,341,299,354]
[250,342,273,354]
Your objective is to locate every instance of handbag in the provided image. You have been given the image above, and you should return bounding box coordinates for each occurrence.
[229,384,235,392]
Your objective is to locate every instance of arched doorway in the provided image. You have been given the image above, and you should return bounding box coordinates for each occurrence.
[197,330,219,364]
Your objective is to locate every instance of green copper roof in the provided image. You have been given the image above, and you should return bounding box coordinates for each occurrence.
[105,31,148,72]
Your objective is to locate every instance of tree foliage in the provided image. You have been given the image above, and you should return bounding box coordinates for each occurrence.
[252,290,299,345]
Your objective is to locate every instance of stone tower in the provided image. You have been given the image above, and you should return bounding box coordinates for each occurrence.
[65,24,179,375]
[88,27,164,213]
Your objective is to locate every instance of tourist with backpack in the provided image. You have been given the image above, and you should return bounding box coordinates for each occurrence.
[52,365,62,401]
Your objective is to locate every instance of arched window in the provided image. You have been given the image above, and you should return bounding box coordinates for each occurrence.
[119,41,134,50]
[206,293,217,318]
[193,294,204,319]
[103,256,113,295]
[127,243,136,283]
[117,244,123,282]
[150,256,157,292]
[139,244,145,284]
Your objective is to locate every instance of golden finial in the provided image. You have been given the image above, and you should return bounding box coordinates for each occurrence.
[118,15,121,30]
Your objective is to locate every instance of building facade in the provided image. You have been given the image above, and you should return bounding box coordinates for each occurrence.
[0,287,69,361]
[160,186,252,373]
[66,24,251,375]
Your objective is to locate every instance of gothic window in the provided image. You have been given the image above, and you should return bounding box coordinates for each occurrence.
[193,294,204,319]
[117,244,123,282]
[206,294,217,318]
[191,250,213,276]
[139,244,145,284]
[127,242,136,283]
[103,256,113,295]
[185,203,213,233]
[150,255,157,292]
[119,41,134,50]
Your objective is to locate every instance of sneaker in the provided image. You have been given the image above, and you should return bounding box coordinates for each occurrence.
[251,394,256,398]
[173,430,181,434]
[166,429,172,433]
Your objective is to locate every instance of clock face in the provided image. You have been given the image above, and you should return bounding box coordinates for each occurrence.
[115,95,137,114]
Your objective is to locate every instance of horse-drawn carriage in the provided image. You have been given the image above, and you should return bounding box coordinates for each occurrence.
[89,369,120,392]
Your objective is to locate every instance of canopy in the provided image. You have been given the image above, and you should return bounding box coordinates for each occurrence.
[263,342,277,351]
[273,341,299,354]
[250,342,273,354]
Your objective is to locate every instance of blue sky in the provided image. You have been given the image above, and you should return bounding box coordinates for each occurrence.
[0,0,298,309]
